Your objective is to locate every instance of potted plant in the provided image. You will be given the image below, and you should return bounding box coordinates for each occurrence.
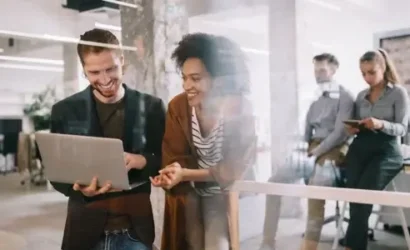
[23,85,57,132]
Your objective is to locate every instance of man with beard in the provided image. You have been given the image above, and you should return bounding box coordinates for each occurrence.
[49,29,165,250]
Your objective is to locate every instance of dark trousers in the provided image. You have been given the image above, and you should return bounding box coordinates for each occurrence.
[344,131,403,250]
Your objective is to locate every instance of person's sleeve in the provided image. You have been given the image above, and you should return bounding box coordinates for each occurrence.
[304,104,313,143]
[311,92,354,157]
[129,98,166,183]
[380,87,409,137]
[48,104,77,197]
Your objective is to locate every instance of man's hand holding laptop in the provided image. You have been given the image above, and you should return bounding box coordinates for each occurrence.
[73,153,147,197]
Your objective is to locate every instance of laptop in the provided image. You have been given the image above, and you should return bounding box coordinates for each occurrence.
[35,132,147,190]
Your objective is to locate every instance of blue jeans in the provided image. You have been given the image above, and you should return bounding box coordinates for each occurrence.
[92,230,150,250]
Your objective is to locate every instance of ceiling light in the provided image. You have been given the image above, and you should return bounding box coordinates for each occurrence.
[241,47,270,56]
[43,34,78,43]
[0,48,3,53]
[0,30,136,51]
[95,22,122,32]
[0,55,64,65]
[102,0,141,10]
[306,0,341,11]
[311,41,334,49]
[0,63,63,72]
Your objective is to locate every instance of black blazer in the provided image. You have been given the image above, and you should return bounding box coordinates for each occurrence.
[49,84,165,250]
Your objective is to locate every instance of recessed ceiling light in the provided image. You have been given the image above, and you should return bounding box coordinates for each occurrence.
[306,0,341,11]
[95,22,122,32]
[0,30,136,51]
[0,63,63,72]
[311,41,334,49]
[102,0,141,10]
[0,55,64,65]
[241,47,270,56]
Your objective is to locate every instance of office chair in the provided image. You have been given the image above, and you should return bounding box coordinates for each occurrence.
[322,167,350,229]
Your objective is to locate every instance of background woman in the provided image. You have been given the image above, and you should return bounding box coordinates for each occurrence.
[342,48,409,250]
[151,33,256,250]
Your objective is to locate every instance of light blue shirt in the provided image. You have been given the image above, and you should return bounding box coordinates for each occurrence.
[355,83,409,137]
[305,82,355,156]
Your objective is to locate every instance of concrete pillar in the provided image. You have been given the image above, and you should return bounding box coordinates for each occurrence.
[120,1,188,248]
[269,0,299,172]
[62,44,81,98]
[121,0,187,102]
[268,0,302,218]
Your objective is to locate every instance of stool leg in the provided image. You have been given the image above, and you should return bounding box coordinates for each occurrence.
[392,181,410,249]
[332,201,347,250]
[373,207,381,230]
[227,191,240,250]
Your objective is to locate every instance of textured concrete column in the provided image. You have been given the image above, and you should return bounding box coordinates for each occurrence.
[269,0,299,172]
[268,0,302,218]
[121,0,187,102]
[120,1,188,248]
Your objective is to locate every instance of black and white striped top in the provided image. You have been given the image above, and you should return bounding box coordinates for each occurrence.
[191,107,224,196]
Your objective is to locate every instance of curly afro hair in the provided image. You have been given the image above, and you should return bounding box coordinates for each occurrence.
[171,33,250,96]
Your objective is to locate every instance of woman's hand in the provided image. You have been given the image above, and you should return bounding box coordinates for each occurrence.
[345,124,359,135]
[360,117,384,130]
[158,162,184,189]
[150,162,184,189]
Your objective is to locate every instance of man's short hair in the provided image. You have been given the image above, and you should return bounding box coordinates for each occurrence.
[77,28,121,65]
[313,53,339,68]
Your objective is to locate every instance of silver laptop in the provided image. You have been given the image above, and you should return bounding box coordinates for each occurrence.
[35,132,147,190]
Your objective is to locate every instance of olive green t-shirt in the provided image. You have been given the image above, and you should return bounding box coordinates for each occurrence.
[94,97,125,140]
[93,96,129,230]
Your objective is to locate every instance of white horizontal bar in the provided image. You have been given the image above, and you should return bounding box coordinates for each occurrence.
[232,181,410,208]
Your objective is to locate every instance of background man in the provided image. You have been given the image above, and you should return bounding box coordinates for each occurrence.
[260,53,354,250]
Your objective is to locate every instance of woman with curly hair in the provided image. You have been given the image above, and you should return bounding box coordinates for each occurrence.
[151,33,256,250]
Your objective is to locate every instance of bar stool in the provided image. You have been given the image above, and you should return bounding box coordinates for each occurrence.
[331,179,410,250]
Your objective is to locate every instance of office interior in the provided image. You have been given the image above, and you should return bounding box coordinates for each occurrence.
[2,0,410,249]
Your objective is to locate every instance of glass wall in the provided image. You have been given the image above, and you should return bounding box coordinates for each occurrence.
[2,0,410,250]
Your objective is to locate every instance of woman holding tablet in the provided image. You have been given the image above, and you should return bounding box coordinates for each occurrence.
[342,49,409,250]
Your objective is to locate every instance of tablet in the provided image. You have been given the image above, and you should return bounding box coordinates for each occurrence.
[35,132,146,190]
[343,119,362,128]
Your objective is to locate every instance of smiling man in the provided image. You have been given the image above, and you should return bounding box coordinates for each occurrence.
[49,29,165,250]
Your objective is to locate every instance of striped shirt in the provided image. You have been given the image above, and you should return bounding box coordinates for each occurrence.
[191,107,224,196]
